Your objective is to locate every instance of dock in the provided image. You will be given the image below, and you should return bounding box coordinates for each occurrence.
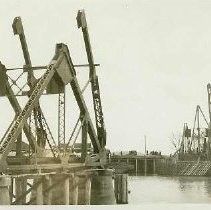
[111,153,162,175]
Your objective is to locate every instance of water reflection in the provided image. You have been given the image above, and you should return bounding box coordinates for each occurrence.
[128,175,211,203]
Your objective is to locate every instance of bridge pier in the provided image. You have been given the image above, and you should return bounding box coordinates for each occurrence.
[90,169,116,205]
[0,168,117,205]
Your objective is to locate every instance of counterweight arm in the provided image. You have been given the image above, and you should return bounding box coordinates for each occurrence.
[77,10,106,148]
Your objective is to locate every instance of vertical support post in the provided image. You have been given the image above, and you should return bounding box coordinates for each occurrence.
[153,159,156,174]
[15,176,27,204]
[77,174,88,205]
[135,159,138,174]
[15,177,21,205]
[81,116,88,162]
[44,175,52,205]
[0,176,11,205]
[114,174,128,204]
[126,159,129,163]
[72,175,78,205]
[64,176,70,205]
[36,178,43,205]
[144,159,147,175]
[84,177,91,205]
[9,177,14,203]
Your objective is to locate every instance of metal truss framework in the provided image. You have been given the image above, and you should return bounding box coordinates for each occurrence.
[0,10,107,173]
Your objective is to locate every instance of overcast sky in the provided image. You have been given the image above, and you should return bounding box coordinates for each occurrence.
[1,0,211,154]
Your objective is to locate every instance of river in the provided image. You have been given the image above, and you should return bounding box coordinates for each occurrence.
[128,175,211,203]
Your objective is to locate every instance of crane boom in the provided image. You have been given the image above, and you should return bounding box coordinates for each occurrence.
[12,16,60,158]
[77,10,106,148]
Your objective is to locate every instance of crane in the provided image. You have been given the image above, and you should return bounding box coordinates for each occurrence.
[207,84,211,159]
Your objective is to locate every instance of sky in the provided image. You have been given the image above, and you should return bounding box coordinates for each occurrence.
[1,0,211,155]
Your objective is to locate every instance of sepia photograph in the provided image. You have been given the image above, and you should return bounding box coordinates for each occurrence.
[0,0,211,209]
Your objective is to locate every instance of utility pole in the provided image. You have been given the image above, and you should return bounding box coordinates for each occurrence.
[144,135,147,155]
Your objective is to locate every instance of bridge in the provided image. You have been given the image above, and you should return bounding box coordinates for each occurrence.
[0,10,127,205]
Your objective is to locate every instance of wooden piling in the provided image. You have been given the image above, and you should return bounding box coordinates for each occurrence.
[15,177,27,204]
[84,177,91,205]
[144,158,147,175]
[44,175,52,205]
[114,174,128,204]
[153,159,156,174]
[64,177,70,205]
[36,178,43,205]
[135,159,138,174]
[77,173,91,205]
[71,175,78,205]
[0,176,11,205]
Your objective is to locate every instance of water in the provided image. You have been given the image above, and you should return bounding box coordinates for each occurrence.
[128,175,211,203]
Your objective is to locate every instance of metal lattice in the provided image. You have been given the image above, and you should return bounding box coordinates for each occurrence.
[58,89,66,149]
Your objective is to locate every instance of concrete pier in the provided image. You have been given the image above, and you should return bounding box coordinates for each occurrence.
[90,169,116,205]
